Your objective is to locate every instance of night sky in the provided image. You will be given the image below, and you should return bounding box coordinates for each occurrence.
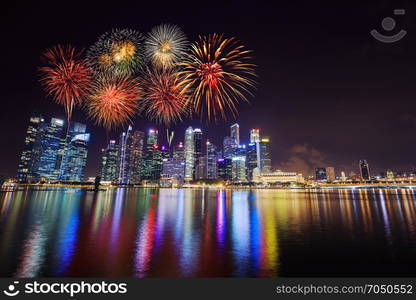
[1,0,415,178]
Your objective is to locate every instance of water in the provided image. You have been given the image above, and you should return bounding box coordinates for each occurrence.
[1,187,416,277]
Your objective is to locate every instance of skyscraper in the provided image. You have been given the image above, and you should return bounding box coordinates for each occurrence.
[217,158,232,181]
[173,142,185,162]
[232,156,247,182]
[250,129,260,143]
[126,130,144,184]
[230,123,240,145]
[60,133,90,182]
[223,136,237,159]
[38,118,65,181]
[141,129,160,181]
[99,140,118,182]
[359,159,370,180]
[325,167,336,181]
[246,143,258,181]
[117,126,132,184]
[259,137,272,173]
[184,127,194,182]
[193,128,203,180]
[315,167,327,181]
[17,114,45,182]
[206,140,218,179]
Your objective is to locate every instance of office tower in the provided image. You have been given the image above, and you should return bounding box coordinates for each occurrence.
[173,142,185,162]
[17,114,45,182]
[232,156,247,182]
[223,136,237,159]
[206,140,218,179]
[117,126,131,184]
[315,167,327,181]
[359,159,370,180]
[141,129,160,181]
[59,122,87,181]
[153,145,168,180]
[38,118,65,180]
[259,137,272,173]
[325,167,335,181]
[386,170,394,179]
[126,130,145,184]
[230,123,240,145]
[340,171,347,181]
[246,143,259,181]
[217,158,233,181]
[193,128,203,180]
[99,140,119,182]
[60,133,90,181]
[184,127,194,182]
[195,155,207,180]
[250,128,260,143]
[161,158,185,183]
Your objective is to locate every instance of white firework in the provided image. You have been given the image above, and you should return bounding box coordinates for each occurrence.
[145,24,188,68]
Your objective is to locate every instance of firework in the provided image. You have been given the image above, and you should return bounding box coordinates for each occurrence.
[39,45,93,120]
[178,34,256,121]
[145,24,188,69]
[142,68,190,126]
[87,28,145,76]
[86,75,142,130]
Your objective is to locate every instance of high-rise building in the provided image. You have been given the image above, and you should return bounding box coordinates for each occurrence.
[38,118,65,181]
[259,137,272,173]
[126,130,145,184]
[359,159,370,180]
[206,140,218,179]
[99,140,119,182]
[141,129,160,181]
[60,133,90,182]
[325,167,335,182]
[17,114,45,182]
[161,158,185,183]
[184,127,195,182]
[340,171,347,181]
[246,143,258,181]
[173,142,185,162]
[315,167,327,181]
[217,158,232,181]
[230,123,240,145]
[250,129,260,143]
[193,128,203,180]
[117,126,131,184]
[232,156,247,182]
[223,136,237,159]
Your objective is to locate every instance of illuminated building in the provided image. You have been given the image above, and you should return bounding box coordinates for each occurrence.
[99,140,118,182]
[59,133,90,182]
[173,142,185,162]
[253,169,304,184]
[250,128,260,143]
[315,167,327,181]
[141,129,160,181]
[223,136,237,159]
[217,158,232,181]
[206,140,218,179]
[340,171,347,181]
[117,126,131,184]
[386,170,394,179]
[232,155,247,182]
[259,137,272,173]
[193,128,203,180]
[184,127,194,182]
[161,158,185,184]
[195,155,207,180]
[230,123,240,145]
[38,118,65,181]
[17,114,45,182]
[126,130,145,184]
[325,167,335,182]
[246,143,259,181]
[359,159,370,180]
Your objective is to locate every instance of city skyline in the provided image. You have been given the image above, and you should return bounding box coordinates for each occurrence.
[1,1,416,178]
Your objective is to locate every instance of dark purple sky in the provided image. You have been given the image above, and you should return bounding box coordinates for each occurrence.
[1,0,415,178]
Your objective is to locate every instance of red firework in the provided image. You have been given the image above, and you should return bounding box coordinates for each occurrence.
[87,75,142,130]
[143,68,189,126]
[39,45,93,120]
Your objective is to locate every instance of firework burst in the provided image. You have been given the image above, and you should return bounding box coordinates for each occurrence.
[142,68,190,126]
[145,24,188,69]
[178,33,256,121]
[39,45,93,120]
[86,75,142,130]
[87,28,145,76]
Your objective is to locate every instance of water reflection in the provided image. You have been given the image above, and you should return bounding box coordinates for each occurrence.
[1,188,416,277]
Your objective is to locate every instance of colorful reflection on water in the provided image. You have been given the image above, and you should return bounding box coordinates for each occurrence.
[1,188,416,277]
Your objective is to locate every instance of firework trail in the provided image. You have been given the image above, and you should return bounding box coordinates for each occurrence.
[39,45,93,120]
[87,28,145,76]
[142,67,190,126]
[178,33,256,121]
[86,74,142,130]
[145,24,188,69]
